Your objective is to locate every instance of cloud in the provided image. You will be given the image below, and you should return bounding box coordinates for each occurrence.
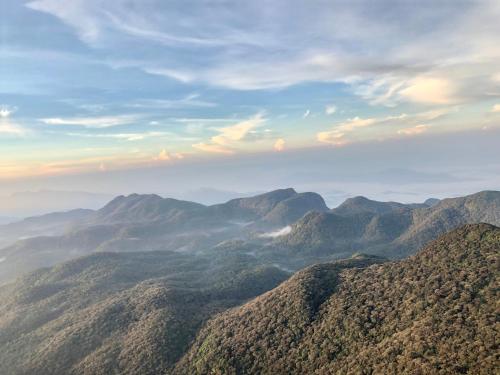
[40,115,137,128]
[128,94,216,109]
[317,110,448,145]
[212,113,265,145]
[26,0,265,48]
[492,104,500,112]
[153,149,184,161]
[0,122,26,136]
[142,68,195,83]
[192,143,233,154]
[337,117,377,131]
[302,110,310,119]
[316,130,346,146]
[325,105,337,115]
[317,116,378,145]
[0,105,27,136]
[274,138,285,151]
[64,131,197,143]
[399,77,456,105]
[26,0,101,44]
[0,105,17,118]
[259,226,291,238]
[397,124,429,136]
[191,113,266,153]
[24,0,500,103]
[357,75,462,106]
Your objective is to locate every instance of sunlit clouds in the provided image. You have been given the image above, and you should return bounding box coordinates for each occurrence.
[317,117,376,145]
[399,77,456,105]
[316,110,453,146]
[397,124,429,136]
[274,138,285,152]
[153,149,184,162]
[1,0,499,181]
[192,113,266,154]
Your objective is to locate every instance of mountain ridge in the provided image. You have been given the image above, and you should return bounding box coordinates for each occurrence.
[0,189,498,285]
[277,190,500,258]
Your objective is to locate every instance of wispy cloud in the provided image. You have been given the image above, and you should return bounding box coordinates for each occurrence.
[24,0,500,95]
[317,130,346,146]
[153,149,184,161]
[0,105,27,136]
[0,122,26,136]
[325,105,337,115]
[192,113,266,153]
[40,115,138,128]
[63,131,188,142]
[259,226,291,238]
[173,118,238,124]
[317,110,450,145]
[142,68,195,83]
[302,110,310,119]
[397,124,429,136]
[128,94,217,109]
[399,77,456,105]
[0,105,18,118]
[192,143,233,154]
[318,116,377,144]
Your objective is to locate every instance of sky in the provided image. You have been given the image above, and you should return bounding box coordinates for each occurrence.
[0,0,499,208]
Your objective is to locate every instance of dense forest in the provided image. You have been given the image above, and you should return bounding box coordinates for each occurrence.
[177,224,499,374]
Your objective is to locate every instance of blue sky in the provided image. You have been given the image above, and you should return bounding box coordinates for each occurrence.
[0,0,499,202]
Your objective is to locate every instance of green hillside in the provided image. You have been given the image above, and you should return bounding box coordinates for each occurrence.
[178,224,499,374]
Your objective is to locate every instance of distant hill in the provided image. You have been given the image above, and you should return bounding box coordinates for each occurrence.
[277,190,500,258]
[0,208,93,249]
[0,216,17,225]
[393,190,500,255]
[0,190,113,217]
[177,224,499,374]
[261,191,329,226]
[0,188,327,284]
[89,194,205,224]
[424,197,440,207]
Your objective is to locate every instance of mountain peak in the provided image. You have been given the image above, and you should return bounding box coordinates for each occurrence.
[333,196,406,216]
[94,194,203,224]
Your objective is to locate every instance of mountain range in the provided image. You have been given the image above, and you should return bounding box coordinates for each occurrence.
[0,188,328,284]
[276,190,499,258]
[0,189,498,285]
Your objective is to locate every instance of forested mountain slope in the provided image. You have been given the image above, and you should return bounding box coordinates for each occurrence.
[178,224,499,375]
[0,250,291,375]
